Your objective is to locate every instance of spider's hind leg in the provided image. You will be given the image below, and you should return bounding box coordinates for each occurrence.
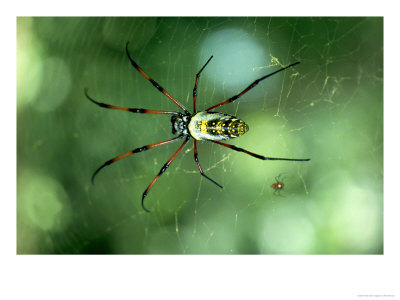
[193,140,223,189]
[141,136,190,212]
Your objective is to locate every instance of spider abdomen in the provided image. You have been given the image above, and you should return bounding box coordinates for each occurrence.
[188,111,249,141]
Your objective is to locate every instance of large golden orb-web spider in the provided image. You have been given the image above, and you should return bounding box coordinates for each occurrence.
[85,42,310,212]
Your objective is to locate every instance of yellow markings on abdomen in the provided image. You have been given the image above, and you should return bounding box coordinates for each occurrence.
[188,111,249,141]
[200,120,208,135]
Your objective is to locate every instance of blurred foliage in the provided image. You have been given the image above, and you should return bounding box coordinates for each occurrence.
[17,17,383,254]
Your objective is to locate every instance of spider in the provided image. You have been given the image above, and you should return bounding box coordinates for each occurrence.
[85,42,310,212]
[271,174,285,195]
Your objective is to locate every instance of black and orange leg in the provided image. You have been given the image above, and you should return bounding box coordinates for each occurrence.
[193,140,223,188]
[126,42,190,114]
[211,140,310,161]
[206,62,300,111]
[142,136,190,212]
[91,135,185,184]
[193,55,213,113]
[85,88,181,115]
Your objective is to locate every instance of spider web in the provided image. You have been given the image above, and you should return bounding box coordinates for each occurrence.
[17,17,383,254]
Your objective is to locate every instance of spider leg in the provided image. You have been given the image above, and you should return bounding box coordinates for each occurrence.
[205,62,300,111]
[85,88,180,115]
[193,56,213,113]
[275,174,282,182]
[275,173,285,182]
[91,135,185,184]
[126,42,190,114]
[193,140,223,188]
[211,140,310,161]
[142,136,190,212]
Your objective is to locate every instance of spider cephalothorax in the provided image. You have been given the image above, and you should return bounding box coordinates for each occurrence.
[171,114,190,135]
[86,42,310,212]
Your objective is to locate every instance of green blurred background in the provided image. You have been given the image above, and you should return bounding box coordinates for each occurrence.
[17,17,383,254]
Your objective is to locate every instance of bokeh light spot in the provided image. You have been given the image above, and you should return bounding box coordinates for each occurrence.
[260,203,315,253]
[310,170,383,253]
[201,29,267,92]
[330,184,382,252]
[33,57,72,112]
[19,170,72,231]
[17,18,44,109]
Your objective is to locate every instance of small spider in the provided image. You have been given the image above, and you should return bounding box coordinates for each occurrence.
[85,42,310,212]
[271,174,285,195]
